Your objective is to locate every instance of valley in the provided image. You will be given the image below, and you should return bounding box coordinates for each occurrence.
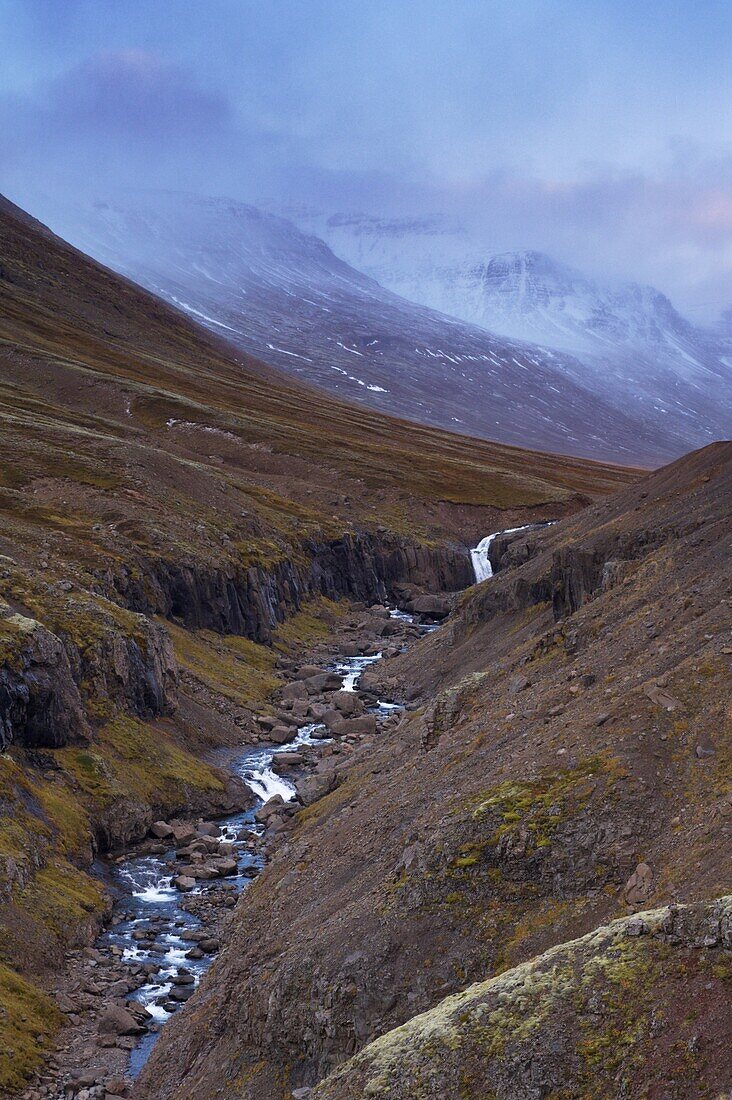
[2,4,731,1098]
[133,442,731,1100]
[0,186,728,1100]
[0,193,637,1097]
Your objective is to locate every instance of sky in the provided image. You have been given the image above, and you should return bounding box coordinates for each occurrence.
[1,0,732,320]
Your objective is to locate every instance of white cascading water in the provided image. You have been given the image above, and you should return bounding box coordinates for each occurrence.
[236,723,325,803]
[470,525,534,583]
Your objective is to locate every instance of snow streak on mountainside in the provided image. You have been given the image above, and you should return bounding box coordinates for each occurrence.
[289,209,732,451]
[41,191,715,464]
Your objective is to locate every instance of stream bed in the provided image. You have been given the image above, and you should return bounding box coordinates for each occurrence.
[96,609,432,1077]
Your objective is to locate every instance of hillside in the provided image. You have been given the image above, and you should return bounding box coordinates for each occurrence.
[135,441,731,1100]
[35,189,687,465]
[0,195,635,1095]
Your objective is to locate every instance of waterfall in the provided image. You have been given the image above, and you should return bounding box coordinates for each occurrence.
[470,525,535,583]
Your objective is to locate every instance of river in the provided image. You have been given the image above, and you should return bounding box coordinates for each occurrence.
[95,609,434,1078]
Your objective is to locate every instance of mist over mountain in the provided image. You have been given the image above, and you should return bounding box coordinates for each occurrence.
[2,5,732,1100]
[287,208,732,444]
[39,190,728,466]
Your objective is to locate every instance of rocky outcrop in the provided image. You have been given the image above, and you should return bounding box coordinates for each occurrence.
[0,617,89,751]
[0,607,177,752]
[312,897,732,1100]
[464,514,705,632]
[487,524,551,574]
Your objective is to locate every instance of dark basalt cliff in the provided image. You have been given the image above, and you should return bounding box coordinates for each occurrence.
[0,527,471,754]
[0,606,176,753]
[115,533,473,642]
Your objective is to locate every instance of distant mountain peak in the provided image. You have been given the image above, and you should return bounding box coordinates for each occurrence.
[34,189,732,464]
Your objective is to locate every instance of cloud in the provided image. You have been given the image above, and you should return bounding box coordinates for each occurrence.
[46,49,231,139]
[0,50,254,195]
[277,158,732,319]
[1,10,732,322]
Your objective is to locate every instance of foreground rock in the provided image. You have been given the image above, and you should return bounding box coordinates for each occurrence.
[312,898,732,1100]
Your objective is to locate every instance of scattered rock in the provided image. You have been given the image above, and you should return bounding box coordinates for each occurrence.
[623,862,654,906]
[332,690,364,716]
[643,683,682,712]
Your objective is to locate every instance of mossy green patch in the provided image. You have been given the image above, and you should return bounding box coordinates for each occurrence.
[470,752,618,852]
[164,619,278,707]
[0,962,63,1094]
[272,598,346,653]
[58,714,224,809]
[16,859,107,939]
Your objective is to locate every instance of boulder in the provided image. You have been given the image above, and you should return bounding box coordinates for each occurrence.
[170,823,197,846]
[269,725,294,744]
[297,772,337,806]
[410,593,453,619]
[332,690,364,717]
[643,683,682,712]
[281,681,308,701]
[256,715,279,730]
[295,665,327,679]
[272,752,304,771]
[149,821,174,840]
[623,862,654,906]
[378,619,405,637]
[172,875,196,892]
[344,714,377,737]
[212,857,238,876]
[169,984,195,1002]
[191,865,220,881]
[97,1005,145,1037]
[304,672,343,695]
[323,709,346,735]
[255,795,287,823]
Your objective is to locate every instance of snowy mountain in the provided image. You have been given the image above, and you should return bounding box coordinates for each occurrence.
[288,210,732,448]
[39,191,724,464]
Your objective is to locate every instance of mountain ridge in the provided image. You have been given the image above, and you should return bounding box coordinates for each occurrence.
[34,189,697,466]
[288,207,732,452]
